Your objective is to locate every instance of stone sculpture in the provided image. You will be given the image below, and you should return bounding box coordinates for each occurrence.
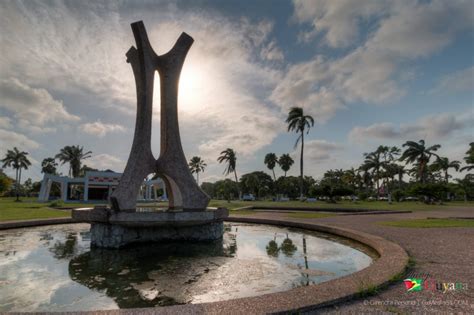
[110,21,209,211]
[72,21,227,248]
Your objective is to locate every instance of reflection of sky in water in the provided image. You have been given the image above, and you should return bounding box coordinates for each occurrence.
[0,223,374,311]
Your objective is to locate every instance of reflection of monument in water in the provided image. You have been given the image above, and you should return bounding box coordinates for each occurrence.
[73,21,227,248]
[69,230,237,307]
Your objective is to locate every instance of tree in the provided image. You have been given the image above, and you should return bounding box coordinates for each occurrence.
[41,157,58,175]
[23,178,34,197]
[264,153,278,180]
[275,176,300,199]
[1,147,31,201]
[400,140,440,184]
[431,157,461,183]
[56,145,92,178]
[361,150,383,197]
[455,174,474,202]
[0,169,13,196]
[460,142,474,172]
[79,164,98,177]
[214,179,239,201]
[390,164,406,190]
[217,148,241,197]
[278,154,294,177]
[200,182,215,198]
[313,169,354,202]
[188,156,207,185]
[286,107,314,199]
[240,171,273,198]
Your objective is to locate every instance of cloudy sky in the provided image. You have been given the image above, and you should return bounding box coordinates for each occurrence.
[1,0,473,183]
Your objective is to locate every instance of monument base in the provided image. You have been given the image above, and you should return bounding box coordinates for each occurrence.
[90,221,224,248]
[72,206,229,249]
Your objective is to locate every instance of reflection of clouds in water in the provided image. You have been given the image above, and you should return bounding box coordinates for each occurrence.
[235,241,267,259]
[232,224,373,285]
[0,223,373,311]
[0,225,116,312]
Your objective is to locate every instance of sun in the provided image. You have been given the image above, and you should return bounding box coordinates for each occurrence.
[152,62,207,113]
[178,63,207,112]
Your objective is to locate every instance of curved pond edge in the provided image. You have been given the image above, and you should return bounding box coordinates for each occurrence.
[0,217,409,314]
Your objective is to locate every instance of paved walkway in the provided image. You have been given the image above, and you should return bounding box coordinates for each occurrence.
[233,207,474,314]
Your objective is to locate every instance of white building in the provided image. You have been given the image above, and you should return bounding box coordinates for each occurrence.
[38,171,167,203]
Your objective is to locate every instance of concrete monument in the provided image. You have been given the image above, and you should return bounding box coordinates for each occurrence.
[73,21,228,248]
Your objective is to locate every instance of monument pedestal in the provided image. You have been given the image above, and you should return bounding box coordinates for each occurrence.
[73,207,228,248]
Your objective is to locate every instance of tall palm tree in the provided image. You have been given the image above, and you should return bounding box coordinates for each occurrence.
[218,148,241,198]
[342,168,358,191]
[460,142,474,172]
[188,156,207,185]
[362,151,383,197]
[1,147,31,201]
[389,164,405,189]
[278,154,294,177]
[41,157,58,175]
[286,107,314,199]
[431,157,461,183]
[56,145,92,178]
[400,140,440,184]
[264,153,278,180]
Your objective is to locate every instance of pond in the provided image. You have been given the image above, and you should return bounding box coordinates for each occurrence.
[0,223,376,311]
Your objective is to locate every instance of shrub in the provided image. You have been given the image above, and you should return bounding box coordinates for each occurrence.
[357,192,368,201]
[392,189,406,202]
[49,200,64,207]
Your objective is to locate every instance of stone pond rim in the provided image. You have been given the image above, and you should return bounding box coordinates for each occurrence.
[0,216,409,313]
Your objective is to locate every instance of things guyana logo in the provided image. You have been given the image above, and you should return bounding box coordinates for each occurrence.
[404,278,422,292]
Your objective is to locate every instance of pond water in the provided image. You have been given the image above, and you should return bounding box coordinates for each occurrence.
[0,223,376,312]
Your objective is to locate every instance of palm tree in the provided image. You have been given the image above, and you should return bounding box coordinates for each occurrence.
[1,147,31,201]
[431,157,461,183]
[218,148,240,198]
[389,164,406,189]
[55,145,92,178]
[41,157,58,175]
[278,154,294,177]
[460,142,474,172]
[362,150,383,197]
[264,153,278,181]
[188,156,207,185]
[400,140,440,184]
[286,107,314,199]
[342,168,358,191]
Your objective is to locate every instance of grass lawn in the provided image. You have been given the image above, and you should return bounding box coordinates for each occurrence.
[0,198,72,221]
[379,218,474,228]
[209,199,474,211]
[1,197,473,222]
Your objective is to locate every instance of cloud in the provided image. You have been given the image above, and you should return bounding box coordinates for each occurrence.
[291,139,343,162]
[349,112,473,142]
[431,66,474,94]
[273,0,473,123]
[0,116,12,129]
[367,1,473,58]
[0,2,284,167]
[0,129,40,159]
[270,50,401,123]
[260,41,284,62]
[87,153,124,172]
[293,0,388,47]
[0,78,79,131]
[79,120,125,137]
